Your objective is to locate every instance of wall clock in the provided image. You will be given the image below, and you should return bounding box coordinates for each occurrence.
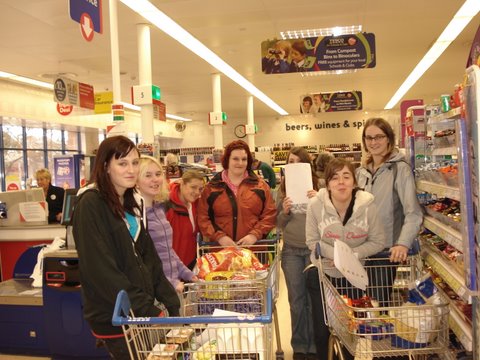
[234,124,246,138]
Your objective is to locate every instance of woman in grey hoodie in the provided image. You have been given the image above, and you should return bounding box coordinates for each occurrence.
[305,158,385,360]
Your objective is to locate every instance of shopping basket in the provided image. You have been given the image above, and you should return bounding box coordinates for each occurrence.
[196,234,280,301]
[313,245,450,359]
[195,233,284,359]
[112,284,274,360]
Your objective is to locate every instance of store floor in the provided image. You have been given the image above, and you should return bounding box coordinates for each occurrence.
[0,268,294,360]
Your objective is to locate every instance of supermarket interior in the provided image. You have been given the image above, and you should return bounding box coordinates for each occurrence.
[0,0,480,359]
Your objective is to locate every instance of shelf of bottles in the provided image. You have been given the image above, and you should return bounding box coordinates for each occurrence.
[319,143,362,163]
[159,147,215,157]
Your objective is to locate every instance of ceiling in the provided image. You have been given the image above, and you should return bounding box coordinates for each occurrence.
[0,0,479,123]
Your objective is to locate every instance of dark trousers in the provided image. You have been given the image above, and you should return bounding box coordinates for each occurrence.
[102,337,135,360]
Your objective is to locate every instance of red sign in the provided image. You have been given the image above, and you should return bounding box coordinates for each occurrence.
[57,103,73,116]
[80,13,94,42]
[153,100,166,121]
[79,83,95,109]
[7,183,19,191]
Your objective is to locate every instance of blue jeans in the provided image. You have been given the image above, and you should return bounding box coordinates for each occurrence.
[281,244,316,354]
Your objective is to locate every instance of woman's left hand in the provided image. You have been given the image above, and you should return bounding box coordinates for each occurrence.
[389,245,408,263]
[237,234,257,246]
[306,190,317,199]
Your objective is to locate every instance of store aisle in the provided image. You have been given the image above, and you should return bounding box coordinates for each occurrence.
[0,267,294,360]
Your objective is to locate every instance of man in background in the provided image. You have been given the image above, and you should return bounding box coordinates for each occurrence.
[252,158,276,189]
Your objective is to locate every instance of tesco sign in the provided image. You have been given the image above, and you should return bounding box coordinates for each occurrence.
[57,103,73,116]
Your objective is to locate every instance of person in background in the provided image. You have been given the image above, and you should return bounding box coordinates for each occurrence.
[252,157,276,189]
[313,94,327,112]
[165,170,204,270]
[197,140,276,246]
[35,168,64,223]
[314,152,334,188]
[72,136,179,360]
[262,39,292,74]
[356,117,422,304]
[301,96,314,114]
[137,156,198,293]
[165,152,182,180]
[290,40,308,72]
[277,147,319,360]
[305,158,385,360]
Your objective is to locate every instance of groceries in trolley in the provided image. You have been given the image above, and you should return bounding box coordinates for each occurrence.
[196,247,268,279]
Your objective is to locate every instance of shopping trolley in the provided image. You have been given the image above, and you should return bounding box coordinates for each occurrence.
[196,234,284,359]
[112,281,275,360]
[314,246,450,360]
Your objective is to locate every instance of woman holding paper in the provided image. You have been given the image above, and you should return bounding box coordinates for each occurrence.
[305,158,385,360]
[197,140,276,246]
[277,146,319,360]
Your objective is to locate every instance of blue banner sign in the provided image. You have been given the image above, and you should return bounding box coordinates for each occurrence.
[262,33,375,74]
[69,0,103,34]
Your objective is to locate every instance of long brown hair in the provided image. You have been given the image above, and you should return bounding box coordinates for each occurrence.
[280,146,320,195]
[91,136,141,219]
[362,117,396,165]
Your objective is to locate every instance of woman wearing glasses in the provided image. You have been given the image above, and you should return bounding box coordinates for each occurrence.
[356,118,422,305]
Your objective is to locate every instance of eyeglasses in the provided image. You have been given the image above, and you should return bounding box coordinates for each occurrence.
[364,134,387,142]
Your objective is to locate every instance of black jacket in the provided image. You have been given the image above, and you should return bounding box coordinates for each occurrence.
[72,189,180,336]
[46,183,65,223]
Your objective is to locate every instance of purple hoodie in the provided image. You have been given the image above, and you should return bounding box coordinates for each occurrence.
[146,202,195,288]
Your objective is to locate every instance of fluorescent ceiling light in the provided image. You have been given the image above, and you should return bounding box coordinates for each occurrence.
[0,71,53,90]
[280,25,362,39]
[384,0,480,109]
[119,0,288,116]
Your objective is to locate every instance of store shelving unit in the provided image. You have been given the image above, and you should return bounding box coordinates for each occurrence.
[412,103,475,355]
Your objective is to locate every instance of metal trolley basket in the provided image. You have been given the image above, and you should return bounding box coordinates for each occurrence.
[315,252,450,359]
[195,236,284,359]
[113,282,275,360]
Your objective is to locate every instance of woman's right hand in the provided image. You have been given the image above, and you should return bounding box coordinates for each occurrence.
[217,236,236,247]
[283,196,293,215]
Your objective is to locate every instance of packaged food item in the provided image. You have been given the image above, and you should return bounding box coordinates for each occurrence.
[166,328,194,345]
[147,343,179,360]
[197,247,267,279]
[192,339,217,360]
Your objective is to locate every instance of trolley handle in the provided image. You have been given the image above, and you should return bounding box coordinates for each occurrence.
[314,239,420,259]
[112,288,273,326]
[197,233,279,247]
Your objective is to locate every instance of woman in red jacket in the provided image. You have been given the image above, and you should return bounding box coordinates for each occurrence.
[197,140,276,246]
[165,170,204,269]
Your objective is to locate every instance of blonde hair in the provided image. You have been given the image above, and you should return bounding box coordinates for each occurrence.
[138,156,169,202]
[35,168,52,181]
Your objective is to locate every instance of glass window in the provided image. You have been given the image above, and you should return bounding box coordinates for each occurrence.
[27,150,46,180]
[26,127,45,149]
[3,124,23,149]
[4,149,25,188]
[46,129,62,150]
[64,130,79,150]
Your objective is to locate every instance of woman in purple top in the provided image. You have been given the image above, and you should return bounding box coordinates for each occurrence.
[137,155,198,293]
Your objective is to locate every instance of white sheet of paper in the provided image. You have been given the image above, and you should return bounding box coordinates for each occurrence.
[333,240,369,291]
[285,163,312,205]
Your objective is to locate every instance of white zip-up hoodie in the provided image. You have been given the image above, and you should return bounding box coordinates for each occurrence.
[306,188,386,277]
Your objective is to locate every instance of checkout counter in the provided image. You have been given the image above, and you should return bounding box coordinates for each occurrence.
[0,245,108,358]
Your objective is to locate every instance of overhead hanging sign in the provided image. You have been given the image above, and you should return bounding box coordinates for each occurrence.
[261,33,375,74]
[69,0,103,41]
[299,91,363,113]
[53,77,95,109]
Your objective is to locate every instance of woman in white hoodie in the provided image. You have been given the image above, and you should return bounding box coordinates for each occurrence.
[305,158,385,360]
